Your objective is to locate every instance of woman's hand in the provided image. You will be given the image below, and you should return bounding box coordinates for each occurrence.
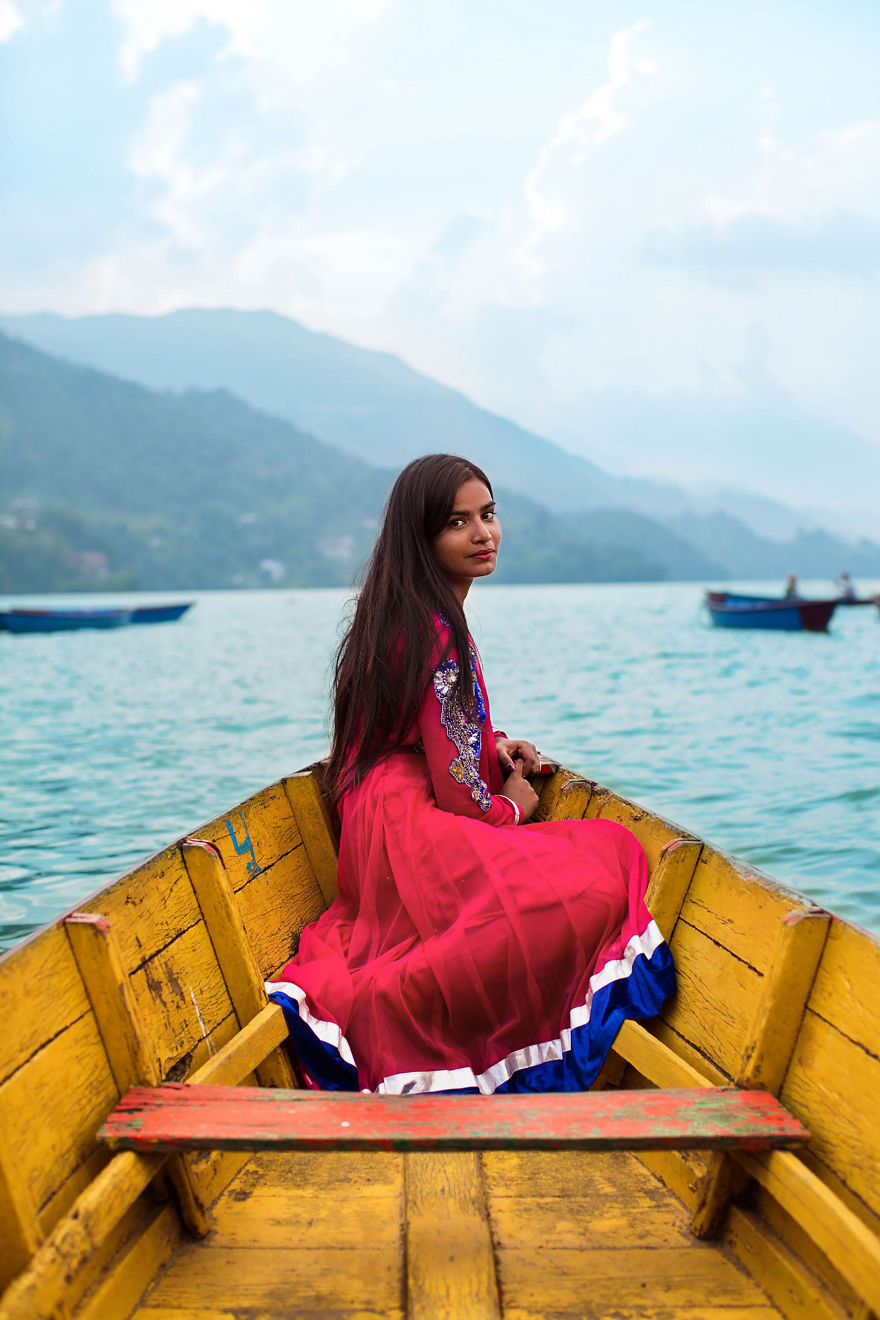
[496,737,542,777]
[501,758,539,822]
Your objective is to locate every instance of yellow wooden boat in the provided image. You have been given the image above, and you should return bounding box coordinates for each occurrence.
[1,763,878,1319]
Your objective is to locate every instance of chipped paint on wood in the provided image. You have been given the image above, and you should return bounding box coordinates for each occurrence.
[100,1084,810,1155]
[2,762,880,1319]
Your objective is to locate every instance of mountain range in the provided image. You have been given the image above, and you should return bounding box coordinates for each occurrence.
[0,331,701,591]
[1,308,878,592]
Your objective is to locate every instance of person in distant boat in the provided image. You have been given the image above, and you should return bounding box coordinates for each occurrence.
[784,572,799,598]
[267,453,675,1095]
[838,572,858,601]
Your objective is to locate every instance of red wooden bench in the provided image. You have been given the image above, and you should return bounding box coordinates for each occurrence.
[99,1082,809,1154]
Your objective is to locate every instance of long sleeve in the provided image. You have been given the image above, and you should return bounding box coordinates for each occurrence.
[416,646,519,828]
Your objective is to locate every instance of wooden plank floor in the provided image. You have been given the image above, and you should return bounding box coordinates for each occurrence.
[129,1148,784,1319]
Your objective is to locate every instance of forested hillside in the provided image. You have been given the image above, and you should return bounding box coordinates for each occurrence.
[0,333,689,591]
[5,308,879,584]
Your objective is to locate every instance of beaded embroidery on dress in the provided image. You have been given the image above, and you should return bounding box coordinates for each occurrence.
[432,649,491,812]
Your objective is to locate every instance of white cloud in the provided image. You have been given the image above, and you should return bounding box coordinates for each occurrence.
[703,118,880,227]
[519,21,656,276]
[128,81,219,249]
[0,0,23,42]
[5,1,879,486]
[111,0,394,87]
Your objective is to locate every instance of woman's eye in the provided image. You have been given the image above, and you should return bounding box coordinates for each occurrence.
[482,511,496,521]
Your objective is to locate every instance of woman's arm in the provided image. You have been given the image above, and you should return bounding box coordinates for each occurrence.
[418,651,525,826]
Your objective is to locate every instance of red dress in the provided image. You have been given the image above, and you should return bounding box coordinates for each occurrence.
[268,627,674,1093]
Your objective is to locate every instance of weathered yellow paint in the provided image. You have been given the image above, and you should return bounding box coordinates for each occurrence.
[584,786,697,875]
[736,1148,880,1315]
[0,1010,119,1217]
[780,1007,880,1218]
[78,1203,182,1320]
[137,1310,400,1320]
[194,781,309,896]
[484,1147,644,1199]
[129,1311,245,1320]
[489,1195,694,1250]
[283,770,341,906]
[64,913,211,1238]
[79,845,200,970]
[0,1151,166,1320]
[805,918,880,1045]
[137,1312,401,1320]
[233,842,327,978]
[692,907,830,1237]
[65,915,162,1092]
[755,1181,870,1320]
[235,1148,403,1196]
[128,919,236,1082]
[36,1147,109,1241]
[181,842,297,1089]
[487,1146,786,1317]
[142,1246,402,1313]
[405,1151,500,1320]
[647,1019,729,1086]
[210,1187,400,1250]
[2,764,880,1320]
[186,1003,288,1087]
[496,1245,775,1312]
[644,837,703,941]
[0,1115,42,1291]
[0,926,89,1085]
[530,769,590,823]
[503,1307,781,1319]
[612,1020,715,1092]
[724,1204,848,1320]
[635,1148,708,1211]
[661,919,762,1081]
[679,844,815,971]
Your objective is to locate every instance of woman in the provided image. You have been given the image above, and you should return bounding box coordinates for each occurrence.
[268,454,674,1093]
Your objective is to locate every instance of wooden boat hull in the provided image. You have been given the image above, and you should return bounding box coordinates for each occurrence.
[705,592,838,632]
[0,604,192,632]
[1,765,878,1319]
[130,603,192,624]
[0,607,133,633]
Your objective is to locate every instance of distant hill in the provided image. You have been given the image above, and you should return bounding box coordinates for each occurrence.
[2,309,878,583]
[0,308,721,518]
[0,332,700,591]
[669,512,880,581]
[548,387,880,535]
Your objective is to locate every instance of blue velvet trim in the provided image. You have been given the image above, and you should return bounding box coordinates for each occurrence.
[270,941,675,1096]
[496,941,676,1093]
[268,991,360,1091]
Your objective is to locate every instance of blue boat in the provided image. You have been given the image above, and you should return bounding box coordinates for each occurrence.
[704,592,838,633]
[131,602,193,624]
[0,607,133,634]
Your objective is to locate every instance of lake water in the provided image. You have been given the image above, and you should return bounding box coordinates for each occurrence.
[2,581,879,955]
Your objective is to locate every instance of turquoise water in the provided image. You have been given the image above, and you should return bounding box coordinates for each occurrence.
[1,582,878,954]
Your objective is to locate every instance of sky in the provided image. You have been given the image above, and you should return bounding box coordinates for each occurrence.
[2,0,879,517]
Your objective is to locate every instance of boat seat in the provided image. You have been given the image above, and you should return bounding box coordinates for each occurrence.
[99,1081,809,1154]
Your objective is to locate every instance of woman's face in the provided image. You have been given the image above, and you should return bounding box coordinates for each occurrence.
[432,477,501,600]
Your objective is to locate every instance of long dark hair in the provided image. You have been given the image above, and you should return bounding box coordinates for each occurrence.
[327,453,493,802]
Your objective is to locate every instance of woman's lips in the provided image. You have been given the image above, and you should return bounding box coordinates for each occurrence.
[469,549,495,560]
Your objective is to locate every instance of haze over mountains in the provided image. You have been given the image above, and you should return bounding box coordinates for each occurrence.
[1,309,878,593]
[0,331,702,591]
[0,309,705,519]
